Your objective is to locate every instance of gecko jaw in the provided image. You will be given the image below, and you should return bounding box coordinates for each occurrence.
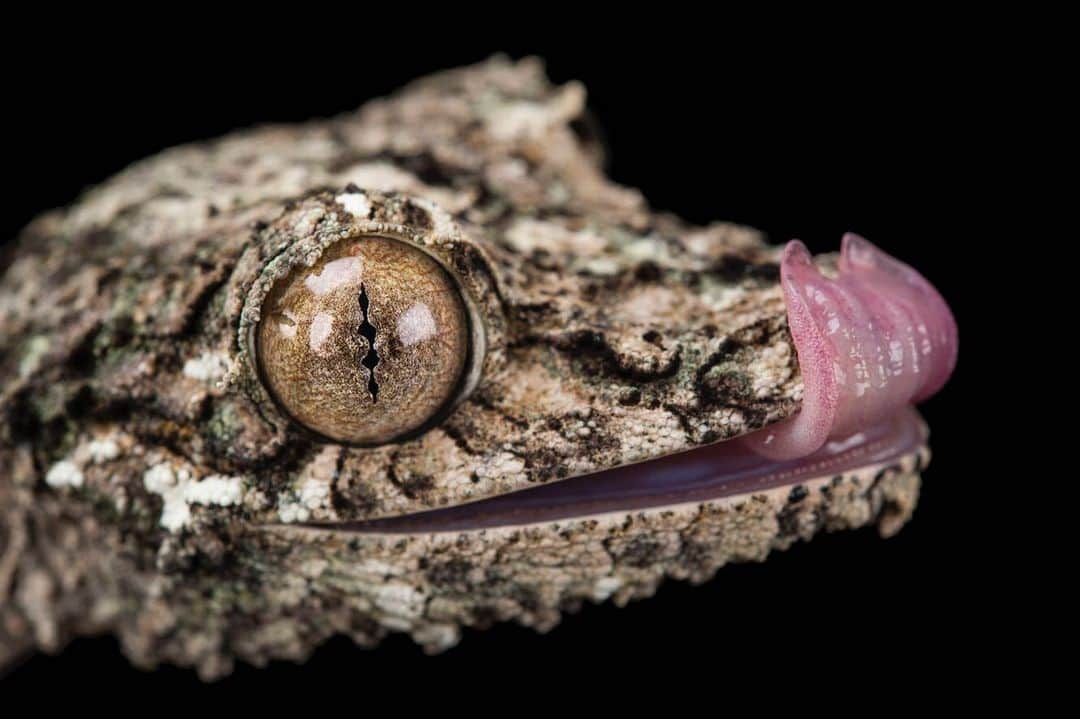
[305,407,926,534]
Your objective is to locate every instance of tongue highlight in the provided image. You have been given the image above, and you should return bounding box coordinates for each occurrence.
[746,234,957,460]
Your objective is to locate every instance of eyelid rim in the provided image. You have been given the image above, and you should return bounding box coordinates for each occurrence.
[234,189,505,445]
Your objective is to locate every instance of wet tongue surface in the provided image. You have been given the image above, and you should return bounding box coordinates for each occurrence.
[745,234,957,460]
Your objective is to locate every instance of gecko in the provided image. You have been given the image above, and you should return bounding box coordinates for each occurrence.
[0,56,957,679]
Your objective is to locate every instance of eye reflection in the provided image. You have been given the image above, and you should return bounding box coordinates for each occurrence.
[397,302,437,347]
[255,236,470,445]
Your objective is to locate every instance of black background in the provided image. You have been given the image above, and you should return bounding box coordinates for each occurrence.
[3,24,1008,703]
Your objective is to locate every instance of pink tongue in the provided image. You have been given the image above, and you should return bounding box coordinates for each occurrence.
[746,234,957,460]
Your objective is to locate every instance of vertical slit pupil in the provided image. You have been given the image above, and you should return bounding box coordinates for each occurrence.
[358,283,380,401]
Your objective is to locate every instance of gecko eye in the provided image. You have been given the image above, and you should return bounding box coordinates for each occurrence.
[255,235,471,445]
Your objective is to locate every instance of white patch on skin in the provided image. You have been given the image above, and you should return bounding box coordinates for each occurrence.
[309,312,334,353]
[485,83,585,142]
[355,559,400,578]
[182,351,230,384]
[299,478,330,513]
[472,452,526,481]
[487,102,548,141]
[19,335,50,379]
[303,256,362,296]
[335,192,371,218]
[396,302,436,346]
[277,445,338,523]
[748,340,793,397]
[336,162,471,213]
[505,218,608,257]
[581,257,619,276]
[277,498,311,524]
[624,237,671,264]
[279,471,329,523]
[87,439,120,464]
[45,460,84,489]
[291,205,326,236]
[143,464,244,532]
[413,623,460,651]
[592,577,622,601]
[370,583,425,620]
[144,464,188,531]
[184,475,244,506]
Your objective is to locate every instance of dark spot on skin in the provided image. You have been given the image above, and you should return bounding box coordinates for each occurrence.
[510,585,542,614]
[680,540,718,574]
[426,557,474,592]
[642,330,663,347]
[869,464,904,495]
[439,423,482,456]
[619,388,641,406]
[469,389,529,429]
[64,384,96,419]
[393,151,457,188]
[521,446,567,483]
[879,498,905,527]
[612,537,662,569]
[400,200,433,230]
[387,464,435,500]
[99,315,135,351]
[345,182,361,193]
[699,370,752,405]
[207,204,219,217]
[634,261,662,282]
[65,327,101,377]
[470,605,498,629]
[330,452,355,514]
[554,329,680,381]
[529,248,561,271]
[707,254,780,283]
[179,271,229,336]
[777,503,815,538]
[788,485,808,503]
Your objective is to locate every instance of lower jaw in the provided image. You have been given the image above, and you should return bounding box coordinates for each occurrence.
[320,407,928,534]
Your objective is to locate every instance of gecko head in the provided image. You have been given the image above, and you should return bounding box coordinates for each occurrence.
[0,56,958,675]
[8,186,956,536]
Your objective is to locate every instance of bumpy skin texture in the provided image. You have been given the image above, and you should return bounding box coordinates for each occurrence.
[0,57,923,678]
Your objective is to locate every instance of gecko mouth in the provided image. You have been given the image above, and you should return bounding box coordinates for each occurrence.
[320,408,927,533]
[317,235,956,535]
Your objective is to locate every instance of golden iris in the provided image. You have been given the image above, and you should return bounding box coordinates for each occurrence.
[256,236,470,445]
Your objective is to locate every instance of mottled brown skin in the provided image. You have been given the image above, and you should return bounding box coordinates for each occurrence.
[0,56,924,678]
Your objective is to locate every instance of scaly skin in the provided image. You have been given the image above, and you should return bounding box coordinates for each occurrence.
[0,56,924,678]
